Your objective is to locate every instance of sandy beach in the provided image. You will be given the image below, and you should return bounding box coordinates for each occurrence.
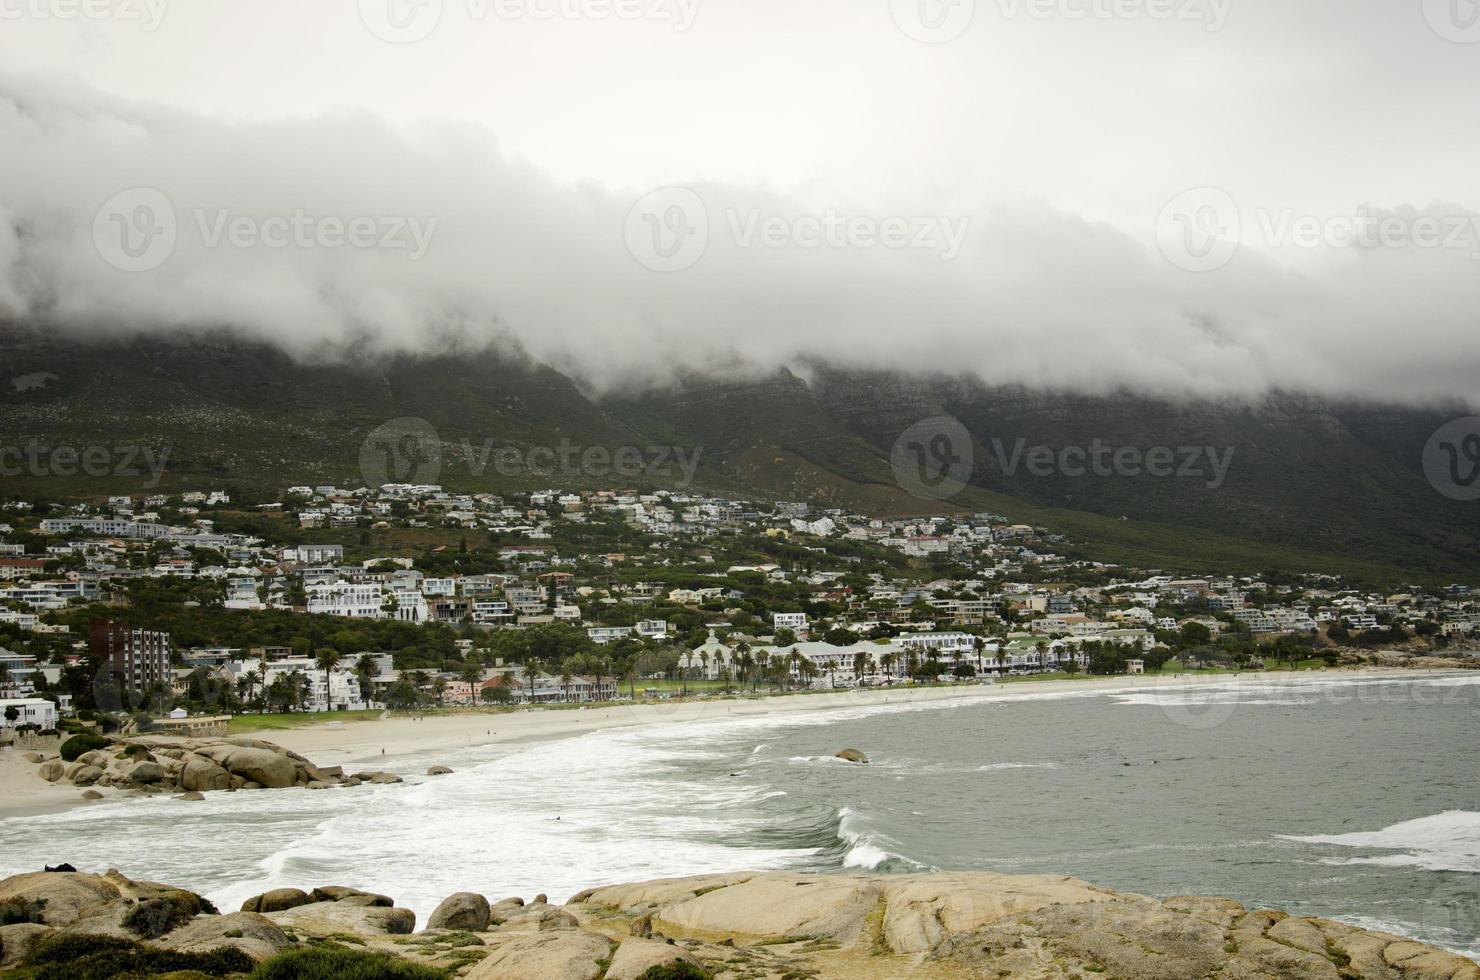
[268,666,1414,763]
[0,667,1424,822]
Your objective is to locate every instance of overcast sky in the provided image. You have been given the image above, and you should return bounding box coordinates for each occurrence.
[1,0,1477,403]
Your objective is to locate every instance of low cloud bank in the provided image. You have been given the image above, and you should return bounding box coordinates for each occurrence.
[1,73,1477,406]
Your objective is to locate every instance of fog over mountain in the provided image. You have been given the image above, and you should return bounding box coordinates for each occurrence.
[2,0,1478,404]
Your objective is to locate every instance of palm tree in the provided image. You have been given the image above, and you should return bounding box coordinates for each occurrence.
[560,665,574,703]
[880,651,898,682]
[355,655,377,707]
[460,657,483,706]
[524,658,540,704]
[313,648,342,712]
[787,649,801,691]
[241,668,262,706]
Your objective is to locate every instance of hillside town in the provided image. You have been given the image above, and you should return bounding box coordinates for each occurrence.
[1,482,1476,729]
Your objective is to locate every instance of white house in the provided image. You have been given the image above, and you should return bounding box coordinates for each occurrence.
[772,612,809,638]
[634,620,670,641]
[294,544,345,564]
[306,581,385,619]
[0,698,57,731]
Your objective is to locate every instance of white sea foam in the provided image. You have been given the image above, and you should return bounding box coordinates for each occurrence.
[1280,811,1480,873]
[1114,673,1480,711]
[836,806,927,871]
[977,762,1062,771]
[2,673,1473,934]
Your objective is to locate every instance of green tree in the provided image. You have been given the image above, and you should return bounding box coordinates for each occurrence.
[481,681,514,705]
[1179,622,1213,647]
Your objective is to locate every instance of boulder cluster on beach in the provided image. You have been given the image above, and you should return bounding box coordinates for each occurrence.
[26,735,407,798]
[1,866,1475,979]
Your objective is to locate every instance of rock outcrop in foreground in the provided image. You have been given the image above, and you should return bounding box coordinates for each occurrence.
[28,735,402,799]
[0,867,1475,979]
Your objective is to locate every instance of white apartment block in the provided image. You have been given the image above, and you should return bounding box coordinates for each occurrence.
[772,612,809,637]
[40,518,171,539]
[306,581,385,619]
[258,658,368,711]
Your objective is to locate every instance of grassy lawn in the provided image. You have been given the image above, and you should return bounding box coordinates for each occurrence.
[228,709,388,734]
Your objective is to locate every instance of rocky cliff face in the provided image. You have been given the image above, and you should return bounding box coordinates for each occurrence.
[1,867,1474,979]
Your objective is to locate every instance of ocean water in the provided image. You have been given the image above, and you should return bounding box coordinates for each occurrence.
[3,672,1478,959]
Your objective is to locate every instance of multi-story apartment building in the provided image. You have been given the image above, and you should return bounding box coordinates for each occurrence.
[91,619,172,694]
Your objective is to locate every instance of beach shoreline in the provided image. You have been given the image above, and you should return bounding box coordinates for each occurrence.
[0,666,1441,822]
[266,665,1422,765]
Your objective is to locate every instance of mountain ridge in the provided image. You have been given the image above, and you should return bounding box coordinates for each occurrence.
[2,327,1476,580]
